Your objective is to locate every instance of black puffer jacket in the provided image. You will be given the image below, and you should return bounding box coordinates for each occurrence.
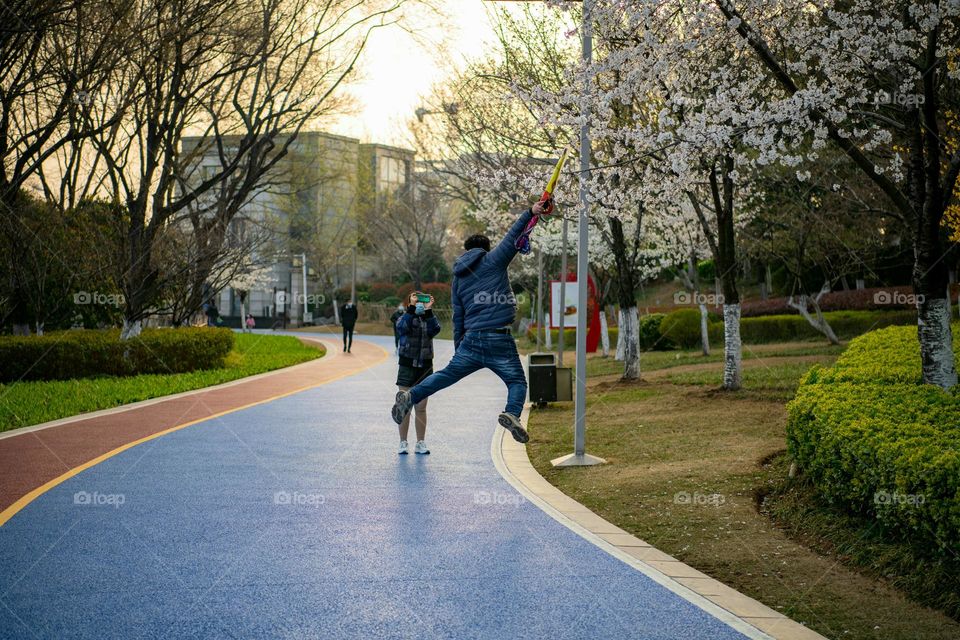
[397,307,441,367]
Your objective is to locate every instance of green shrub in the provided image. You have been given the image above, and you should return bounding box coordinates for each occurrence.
[639,313,672,350]
[0,328,235,382]
[380,295,402,307]
[707,309,916,345]
[786,324,960,553]
[659,309,704,349]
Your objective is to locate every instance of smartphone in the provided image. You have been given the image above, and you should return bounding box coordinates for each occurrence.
[416,294,431,303]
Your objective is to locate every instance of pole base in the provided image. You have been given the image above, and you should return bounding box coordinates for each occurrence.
[550,452,607,467]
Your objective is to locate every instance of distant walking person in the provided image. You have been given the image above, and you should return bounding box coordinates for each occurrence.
[204,301,220,327]
[340,301,358,353]
[395,292,440,455]
[390,303,405,354]
[391,200,552,442]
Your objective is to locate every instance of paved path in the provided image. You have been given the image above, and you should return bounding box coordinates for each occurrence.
[0,336,758,639]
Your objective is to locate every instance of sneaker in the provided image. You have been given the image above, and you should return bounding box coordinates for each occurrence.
[398,440,409,455]
[415,440,430,455]
[391,390,413,425]
[498,412,529,444]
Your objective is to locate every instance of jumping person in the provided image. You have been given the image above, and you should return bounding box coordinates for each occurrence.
[395,292,440,455]
[391,200,552,442]
[340,301,358,352]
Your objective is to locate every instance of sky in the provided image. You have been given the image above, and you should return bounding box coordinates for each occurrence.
[328,3,501,147]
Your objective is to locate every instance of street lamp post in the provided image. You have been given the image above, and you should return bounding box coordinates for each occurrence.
[549,0,604,467]
[300,253,310,325]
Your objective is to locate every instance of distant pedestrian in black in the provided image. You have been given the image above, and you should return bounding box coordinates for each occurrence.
[390,303,405,353]
[340,302,358,353]
[204,301,219,327]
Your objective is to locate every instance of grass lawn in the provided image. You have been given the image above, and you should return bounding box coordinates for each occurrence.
[526,342,960,640]
[0,333,324,433]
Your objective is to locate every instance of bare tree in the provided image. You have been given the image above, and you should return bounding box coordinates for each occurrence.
[59,0,410,338]
[365,173,452,289]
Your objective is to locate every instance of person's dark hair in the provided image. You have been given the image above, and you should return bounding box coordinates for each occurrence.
[464,234,491,252]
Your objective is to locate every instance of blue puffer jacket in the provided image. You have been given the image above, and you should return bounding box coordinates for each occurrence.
[452,209,533,347]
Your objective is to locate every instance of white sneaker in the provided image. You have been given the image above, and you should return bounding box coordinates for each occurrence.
[398,440,409,455]
[415,440,430,455]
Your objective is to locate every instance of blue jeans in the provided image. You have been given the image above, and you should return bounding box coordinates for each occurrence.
[409,331,527,417]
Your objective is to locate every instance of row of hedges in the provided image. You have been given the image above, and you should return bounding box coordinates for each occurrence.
[527,309,915,351]
[356,282,453,306]
[739,285,958,317]
[786,325,960,552]
[0,328,235,382]
[663,308,917,347]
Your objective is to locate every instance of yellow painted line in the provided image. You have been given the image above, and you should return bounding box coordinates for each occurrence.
[0,340,390,528]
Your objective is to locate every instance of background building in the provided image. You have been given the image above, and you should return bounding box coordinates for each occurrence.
[182,132,423,327]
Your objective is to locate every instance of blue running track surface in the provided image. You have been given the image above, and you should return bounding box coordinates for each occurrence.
[0,336,755,639]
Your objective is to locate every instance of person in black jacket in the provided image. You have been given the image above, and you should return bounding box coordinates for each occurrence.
[340,301,358,352]
[389,303,405,354]
[394,292,441,455]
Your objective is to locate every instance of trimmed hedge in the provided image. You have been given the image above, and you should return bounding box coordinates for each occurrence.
[786,325,960,552]
[716,309,916,344]
[659,309,703,349]
[524,309,916,353]
[656,309,915,350]
[0,328,235,382]
[640,313,672,350]
[740,286,928,316]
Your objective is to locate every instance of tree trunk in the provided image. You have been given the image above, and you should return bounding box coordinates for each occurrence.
[713,156,741,390]
[722,303,742,390]
[615,308,625,361]
[917,298,957,388]
[787,286,840,345]
[609,217,640,378]
[621,306,640,380]
[699,302,710,356]
[599,307,610,357]
[121,318,142,340]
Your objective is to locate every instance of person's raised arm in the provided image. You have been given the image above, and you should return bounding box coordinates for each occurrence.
[486,201,547,271]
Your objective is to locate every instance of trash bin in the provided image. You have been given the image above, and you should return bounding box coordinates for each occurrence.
[528,353,557,406]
